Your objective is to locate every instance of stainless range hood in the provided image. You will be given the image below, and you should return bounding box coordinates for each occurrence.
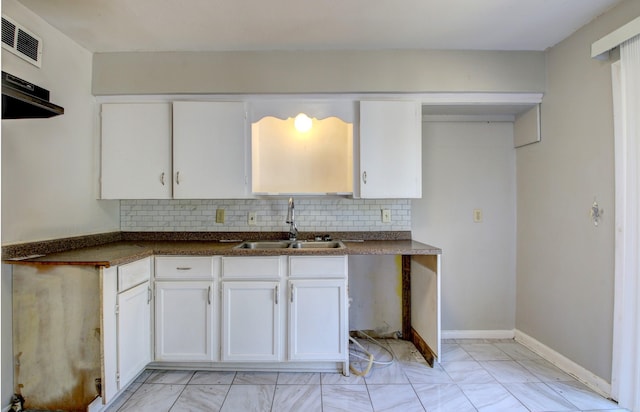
[2,71,64,119]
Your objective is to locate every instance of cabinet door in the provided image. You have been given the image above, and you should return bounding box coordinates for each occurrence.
[101,103,172,199]
[117,281,151,390]
[289,279,347,361]
[155,281,215,361]
[173,101,247,199]
[221,281,281,361]
[359,100,422,198]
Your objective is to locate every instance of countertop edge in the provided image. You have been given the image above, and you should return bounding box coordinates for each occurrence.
[4,234,441,267]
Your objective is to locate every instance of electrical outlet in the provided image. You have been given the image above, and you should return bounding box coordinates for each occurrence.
[473,209,483,223]
[382,209,391,223]
[215,208,225,224]
[248,212,257,226]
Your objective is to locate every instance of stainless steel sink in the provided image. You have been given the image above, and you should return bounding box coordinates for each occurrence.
[288,241,345,249]
[234,240,345,250]
[234,241,291,249]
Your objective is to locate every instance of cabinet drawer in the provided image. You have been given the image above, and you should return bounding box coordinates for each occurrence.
[155,256,217,280]
[118,257,152,292]
[289,256,347,278]
[222,257,281,279]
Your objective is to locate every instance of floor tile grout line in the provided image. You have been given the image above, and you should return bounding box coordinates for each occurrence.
[319,376,324,412]
[166,382,189,412]
[112,374,151,412]
[217,376,235,412]
[267,378,277,412]
[363,378,376,412]
[407,380,430,412]
[501,380,581,412]
[451,382,481,412]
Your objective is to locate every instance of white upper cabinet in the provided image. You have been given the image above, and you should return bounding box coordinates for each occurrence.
[101,99,421,199]
[173,101,248,199]
[101,103,172,199]
[101,101,247,199]
[359,100,422,198]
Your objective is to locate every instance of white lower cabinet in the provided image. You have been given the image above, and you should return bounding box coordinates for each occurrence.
[220,256,283,362]
[154,256,218,362]
[116,257,152,390]
[151,255,348,371]
[289,279,347,361]
[221,281,281,361]
[117,281,151,388]
[288,256,348,363]
[155,281,215,361]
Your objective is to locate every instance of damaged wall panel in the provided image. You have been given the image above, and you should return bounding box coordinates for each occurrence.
[12,264,102,411]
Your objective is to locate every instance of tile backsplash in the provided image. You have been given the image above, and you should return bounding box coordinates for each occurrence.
[121,198,410,232]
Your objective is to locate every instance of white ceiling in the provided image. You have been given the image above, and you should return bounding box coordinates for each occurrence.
[17,0,622,53]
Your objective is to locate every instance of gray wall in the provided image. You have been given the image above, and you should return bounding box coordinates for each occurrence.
[516,0,640,382]
[413,121,516,332]
[92,50,545,95]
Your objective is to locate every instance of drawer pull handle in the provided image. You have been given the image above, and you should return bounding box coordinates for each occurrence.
[207,286,212,305]
[291,286,294,303]
[176,267,192,271]
[275,285,279,305]
[147,287,152,304]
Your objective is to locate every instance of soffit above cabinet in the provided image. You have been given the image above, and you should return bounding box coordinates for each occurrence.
[421,95,542,122]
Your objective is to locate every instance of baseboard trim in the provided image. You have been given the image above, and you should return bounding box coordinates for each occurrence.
[87,396,105,412]
[514,329,612,399]
[441,329,515,340]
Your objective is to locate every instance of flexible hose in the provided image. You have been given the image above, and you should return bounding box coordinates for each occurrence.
[348,332,397,376]
[348,337,374,376]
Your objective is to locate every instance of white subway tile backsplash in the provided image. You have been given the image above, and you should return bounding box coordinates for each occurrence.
[120,198,410,232]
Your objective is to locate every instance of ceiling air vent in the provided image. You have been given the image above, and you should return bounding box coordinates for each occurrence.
[2,15,42,68]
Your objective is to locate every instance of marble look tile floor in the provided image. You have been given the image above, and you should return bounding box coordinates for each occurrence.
[105,339,628,412]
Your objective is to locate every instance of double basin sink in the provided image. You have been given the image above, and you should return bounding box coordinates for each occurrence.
[234,240,345,250]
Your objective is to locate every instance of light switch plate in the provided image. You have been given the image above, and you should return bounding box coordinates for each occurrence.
[248,212,257,226]
[473,209,483,223]
[382,209,391,223]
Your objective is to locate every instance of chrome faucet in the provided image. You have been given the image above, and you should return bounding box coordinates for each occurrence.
[286,197,298,241]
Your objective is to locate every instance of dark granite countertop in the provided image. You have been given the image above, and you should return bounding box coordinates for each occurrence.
[3,231,441,268]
